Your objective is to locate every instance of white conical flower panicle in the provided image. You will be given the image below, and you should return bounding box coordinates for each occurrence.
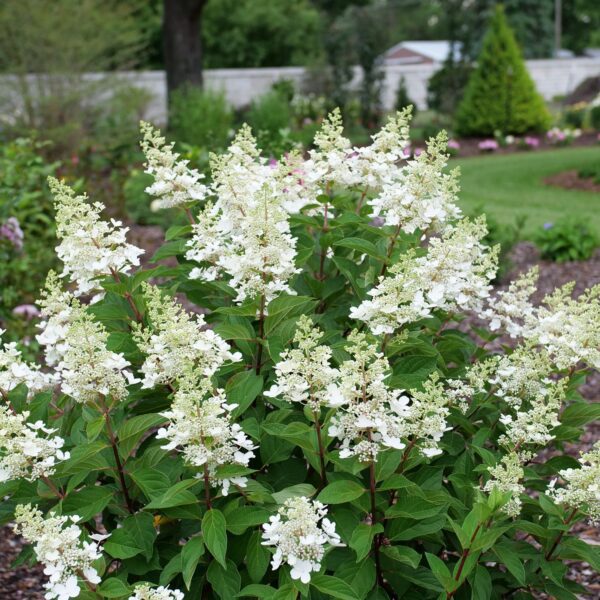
[351,217,498,334]
[129,584,184,600]
[369,131,461,233]
[264,315,343,410]
[328,331,410,462]
[37,274,137,402]
[352,107,413,189]
[133,283,241,389]
[0,407,69,483]
[548,441,600,523]
[13,504,104,600]
[0,330,54,398]
[483,452,525,517]
[186,127,301,304]
[261,496,343,583]
[156,381,255,495]
[140,121,209,210]
[49,177,143,297]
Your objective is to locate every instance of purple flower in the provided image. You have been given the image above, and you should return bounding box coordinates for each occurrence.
[524,136,540,148]
[12,304,41,320]
[543,222,554,230]
[0,217,24,251]
[478,139,499,151]
[413,147,424,157]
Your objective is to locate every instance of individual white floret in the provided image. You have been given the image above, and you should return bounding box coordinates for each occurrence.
[548,441,600,523]
[264,315,343,411]
[133,283,241,389]
[14,504,104,600]
[0,407,69,483]
[140,121,209,210]
[156,380,255,495]
[128,585,184,600]
[261,496,343,583]
[49,177,143,297]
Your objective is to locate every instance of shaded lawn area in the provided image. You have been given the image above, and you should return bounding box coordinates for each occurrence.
[455,147,600,237]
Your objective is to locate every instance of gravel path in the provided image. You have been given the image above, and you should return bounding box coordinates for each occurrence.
[1,238,599,597]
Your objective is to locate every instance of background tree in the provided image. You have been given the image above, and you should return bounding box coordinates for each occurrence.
[455,5,551,136]
[163,0,207,99]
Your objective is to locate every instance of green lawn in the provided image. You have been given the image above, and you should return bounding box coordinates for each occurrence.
[455,147,600,237]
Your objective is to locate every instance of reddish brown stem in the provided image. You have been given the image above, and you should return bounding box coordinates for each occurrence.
[254,295,266,376]
[203,464,212,510]
[184,207,196,225]
[314,413,327,489]
[446,523,483,599]
[544,507,578,562]
[380,224,402,277]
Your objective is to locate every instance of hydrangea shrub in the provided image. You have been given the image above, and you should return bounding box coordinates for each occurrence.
[1,108,599,600]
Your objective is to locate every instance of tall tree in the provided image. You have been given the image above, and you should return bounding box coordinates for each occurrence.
[163,0,206,98]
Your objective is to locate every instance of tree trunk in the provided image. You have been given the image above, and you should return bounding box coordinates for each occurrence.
[163,0,206,100]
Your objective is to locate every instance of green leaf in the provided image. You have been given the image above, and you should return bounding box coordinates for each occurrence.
[381,545,421,569]
[104,513,156,560]
[145,479,199,509]
[117,413,167,459]
[271,484,316,505]
[385,494,448,520]
[165,224,192,241]
[349,523,383,562]
[264,295,317,335]
[334,237,383,259]
[317,480,365,505]
[426,552,453,591]
[310,573,359,600]
[226,371,263,418]
[335,558,376,598]
[61,486,113,522]
[151,239,187,261]
[129,468,171,501]
[97,578,131,598]
[237,584,277,598]
[207,559,242,599]
[470,565,492,600]
[182,536,205,589]
[226,506,271,535]
[203,508,228,568]
[246,530,271,583]
[493,545,526,585]
[560,402,600,427]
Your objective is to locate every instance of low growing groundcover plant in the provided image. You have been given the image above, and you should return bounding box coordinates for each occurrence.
[1,108,599,600]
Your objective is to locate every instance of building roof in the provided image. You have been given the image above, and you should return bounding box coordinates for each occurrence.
[384,40,461,64]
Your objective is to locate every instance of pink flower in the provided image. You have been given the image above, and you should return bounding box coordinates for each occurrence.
[12,304,41,320]
[0,217,24,251]
[524,136,539,148]
[447,139,461,150]
[413,147,424,157]
[478,139,499,152]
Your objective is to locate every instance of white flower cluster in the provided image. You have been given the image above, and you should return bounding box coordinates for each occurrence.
[261,496,343,583]
[49,177,143,297]
[369,131,462,234]
[486,270,600,371]
[351,218,498,334]
[37,274,136,403]
[156,382,255,495]
[328,331,410,462]
[141,121,209,210]
[403,374,451,458]
[13,504,104,600]
[483,452,525,518]
[548,442,600,523]
[133,283,240,389]
[129,584,184,600]
[265,316,344,411]
[0,407,69,482]
[186,126,301,304]
[0,330,54,398]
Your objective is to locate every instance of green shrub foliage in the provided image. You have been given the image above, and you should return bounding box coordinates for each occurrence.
[1,110,600,600]
[455,5,551,136]
[534,217,599,262]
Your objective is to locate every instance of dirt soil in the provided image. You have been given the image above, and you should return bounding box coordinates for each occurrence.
[545,170,600,194]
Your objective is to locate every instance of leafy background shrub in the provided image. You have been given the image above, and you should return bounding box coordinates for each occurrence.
[455,5,551,136]
[534,217,599,262]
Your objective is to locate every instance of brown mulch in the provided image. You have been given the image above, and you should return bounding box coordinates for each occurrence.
[545,170,600,194]
[1,237,599,597]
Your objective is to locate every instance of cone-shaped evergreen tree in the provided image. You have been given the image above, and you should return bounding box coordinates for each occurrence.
[455,4,551,136]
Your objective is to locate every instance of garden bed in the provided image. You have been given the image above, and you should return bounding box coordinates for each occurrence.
[545,170,600,194]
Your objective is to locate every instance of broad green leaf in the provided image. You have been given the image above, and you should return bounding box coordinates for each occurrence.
[129,468,171,501]
[207,559,241,599]
[470,565,492,600]
[426,552,454,591]
[493,545,526,585]
[317,480,365,504]
[560,402,600,427]
[104,513,156,560]
[381,545,421,569]
[237,584,277,598]
[310,573,359,600]
[117,413,167,459]
[203,508,228,568]
[349,523,383,562]
[333,237,383,259]
[182,536,205,589]
[226,506,271,535]
[97,578,131,598]
[271,484,316,505]
[246,530,271,583]
[226,371,263,418]
[61,486,113,522]
[145,479,199,509]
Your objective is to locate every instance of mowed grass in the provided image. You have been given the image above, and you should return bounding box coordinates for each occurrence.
[454,147,600,237]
